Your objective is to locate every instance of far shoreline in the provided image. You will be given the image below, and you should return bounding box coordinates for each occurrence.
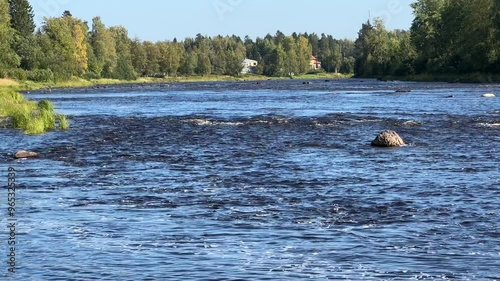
[4,72,500,94]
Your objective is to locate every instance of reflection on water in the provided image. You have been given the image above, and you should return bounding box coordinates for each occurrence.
[1,79,499,280]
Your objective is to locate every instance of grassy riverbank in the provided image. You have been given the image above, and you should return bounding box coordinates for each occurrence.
[5,72,353,92]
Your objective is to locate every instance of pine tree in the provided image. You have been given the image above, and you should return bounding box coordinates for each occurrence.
[8,0,35,37]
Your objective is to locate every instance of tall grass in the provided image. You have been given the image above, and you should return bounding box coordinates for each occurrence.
[0,90,69,134]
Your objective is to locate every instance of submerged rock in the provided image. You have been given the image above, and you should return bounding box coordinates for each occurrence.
[14,150,38,159]
[371,130,405,147]
[395,89,411,93]
[0,117,14,128]
[482,93,496,98]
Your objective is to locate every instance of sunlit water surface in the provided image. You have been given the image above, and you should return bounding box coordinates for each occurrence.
[1,79,499,280]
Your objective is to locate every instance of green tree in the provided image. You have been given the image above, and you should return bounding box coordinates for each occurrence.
[143,41,161,76]
[130,38,147,76]
[109,26,136,80]
[0,0,20,71]
[39,13,89,79]
[179,50,197,76]
[354,19,393,77]
[410,0,447,73]
[156,40,189,77]
[89,17,117,77]
[196,52,211,76]
[8,0,34,37]
[296,36,313,74]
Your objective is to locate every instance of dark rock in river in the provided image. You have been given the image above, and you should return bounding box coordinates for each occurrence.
[15,150,39,159]
[0,117,14,128]
[395,89,411,93]
[371,130,405,147]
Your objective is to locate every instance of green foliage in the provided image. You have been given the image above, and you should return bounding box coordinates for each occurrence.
[57,114,69,130]
[0,90,67,134]
[352,0,499,77]
[89,17,117,77]
[82,71,101,80]
[2,0,496,84]
[38,13,89,79]
[38,100,55,112]
[7,68,27,81]
[28,69,54,82]
[8,0,35,37]
[0,0,20,70]
[110,26,136,80]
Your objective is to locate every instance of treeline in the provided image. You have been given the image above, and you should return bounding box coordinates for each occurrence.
[244,32,355,76]
[354,0,500,78]
[0,0,355,82]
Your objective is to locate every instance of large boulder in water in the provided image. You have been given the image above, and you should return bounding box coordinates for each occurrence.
[371,130,405,147]
[14,150,38,159]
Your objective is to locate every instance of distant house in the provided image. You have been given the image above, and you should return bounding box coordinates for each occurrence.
[241,58,258,74]
[310,56,321,71]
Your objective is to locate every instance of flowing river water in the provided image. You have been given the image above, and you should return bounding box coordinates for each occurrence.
[1,79,499,280]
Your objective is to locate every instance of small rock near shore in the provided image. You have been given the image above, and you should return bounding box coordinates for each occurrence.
[14,150,39,159]
[482,93,495,98]
[371,130,406,147]
[0,117,14,128]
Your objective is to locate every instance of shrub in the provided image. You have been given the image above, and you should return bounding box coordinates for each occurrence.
[0,70,6,78]
[82,72,101,80]
[7,69,28,81]
[28,69,55,82]
[56,114,69,130]
[1,91,69,134]
[38,100,55,112]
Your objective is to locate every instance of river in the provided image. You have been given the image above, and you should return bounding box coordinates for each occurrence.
[1,79,499,280]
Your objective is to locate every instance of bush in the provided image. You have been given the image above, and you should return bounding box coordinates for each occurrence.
[38,100,55,112]
[7,69,28,81]
[0,70,6,79]
[56,114,69,130]
[1,91,69,134]
[28,69,55,82]
[82,71,101,80]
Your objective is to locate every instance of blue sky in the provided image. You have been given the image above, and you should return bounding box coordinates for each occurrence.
[29,0,414,41]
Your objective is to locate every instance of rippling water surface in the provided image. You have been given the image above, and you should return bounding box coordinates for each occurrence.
[1,79,499,280]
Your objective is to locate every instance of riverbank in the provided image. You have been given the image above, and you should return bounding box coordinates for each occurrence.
[378,73,500,83]
[5,73,352,92]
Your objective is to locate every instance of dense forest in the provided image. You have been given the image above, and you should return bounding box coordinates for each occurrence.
[0,0,354,82]
[0,0,499,82]
[355,0,500,78]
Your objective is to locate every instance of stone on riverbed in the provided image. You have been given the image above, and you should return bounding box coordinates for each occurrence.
[371,130,405,147]
[14,150,38,159]
[0,117,14,128]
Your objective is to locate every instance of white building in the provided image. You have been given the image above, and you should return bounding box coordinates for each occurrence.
[241,58,258,74]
